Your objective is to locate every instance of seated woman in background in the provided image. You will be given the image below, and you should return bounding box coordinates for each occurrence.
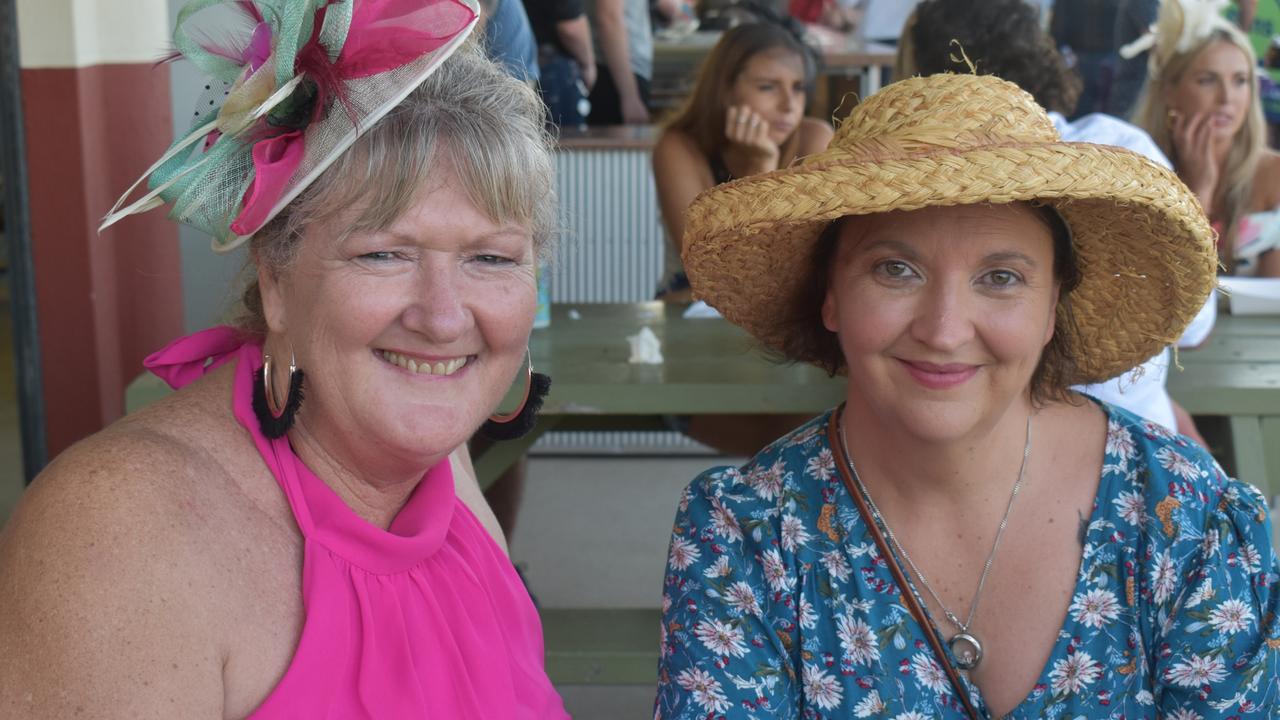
[653,20,833,302]
[0,1,567,716]
[1129,0,1280,276]
[655,72,1277,718]
[652,20,834,456]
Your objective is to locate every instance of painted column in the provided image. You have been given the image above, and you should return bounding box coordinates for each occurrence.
[16,0,183,456]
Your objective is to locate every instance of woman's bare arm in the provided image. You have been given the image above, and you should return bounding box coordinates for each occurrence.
[652,129,717,257]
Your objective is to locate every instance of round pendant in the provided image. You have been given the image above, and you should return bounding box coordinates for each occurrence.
[948,632,983,671]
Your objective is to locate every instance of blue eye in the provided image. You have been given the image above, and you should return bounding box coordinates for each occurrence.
[358,251,398,262]
[474,254,513,265]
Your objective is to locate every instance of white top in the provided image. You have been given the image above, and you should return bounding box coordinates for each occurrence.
[1052,112,1219,431]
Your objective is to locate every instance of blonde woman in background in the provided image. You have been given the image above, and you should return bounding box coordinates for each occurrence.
[1129,0,1280,276]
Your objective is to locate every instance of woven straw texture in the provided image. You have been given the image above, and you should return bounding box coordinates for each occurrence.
[682,73,1218,385]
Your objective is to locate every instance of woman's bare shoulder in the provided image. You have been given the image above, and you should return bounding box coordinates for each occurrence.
[1247,150,1280,206]
[0,371,254,714]
[653,127,705,166]
[797,117,835,156]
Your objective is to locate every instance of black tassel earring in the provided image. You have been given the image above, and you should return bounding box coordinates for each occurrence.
[253,350,305,439]
[479,355,552,441]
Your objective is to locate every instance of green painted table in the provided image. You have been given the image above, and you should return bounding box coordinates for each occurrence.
[480,303,1280,497]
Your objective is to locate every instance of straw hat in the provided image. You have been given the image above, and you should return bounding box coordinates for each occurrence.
[682,73,1217,385]
[101,0,479,252]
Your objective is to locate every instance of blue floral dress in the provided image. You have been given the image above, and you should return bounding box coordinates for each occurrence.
[655,404,1280,719]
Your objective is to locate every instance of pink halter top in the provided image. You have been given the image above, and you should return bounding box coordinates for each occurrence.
[145,327,568,719]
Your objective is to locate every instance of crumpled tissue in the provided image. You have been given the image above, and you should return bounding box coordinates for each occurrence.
[627,326,664,364]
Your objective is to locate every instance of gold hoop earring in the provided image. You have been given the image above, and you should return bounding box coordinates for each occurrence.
[254,347,305,439]
[479,351,552,441]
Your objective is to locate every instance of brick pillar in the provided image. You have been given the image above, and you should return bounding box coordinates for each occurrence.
[17,0,183,455]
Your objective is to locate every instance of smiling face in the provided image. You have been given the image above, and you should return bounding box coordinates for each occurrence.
[821,204,1061,442]
[727,47,807,146]
[259,157,537,470]
[1165,39,1254,140]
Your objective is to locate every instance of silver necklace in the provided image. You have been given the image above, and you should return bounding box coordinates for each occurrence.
[837,410,1032,672]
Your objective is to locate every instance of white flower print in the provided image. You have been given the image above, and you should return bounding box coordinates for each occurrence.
[675,667,730,713]
[661,593,672,613]
[1208,598,1255,635]
[802,663,843,710]
[1049,651,1102,695]
[892,712,933,720]
[724,581,762,616]
[822,549,853,581]
[709,496,744,542]
[703,554,731,579]
[798,595,818,630]
[780,514,812,552]
[1106,420,1136,461]
[1135,689,1155,705]
[1113,490,1147,526]
[853,689,885,717]
[1186,577,1214,608]
[668,536,701,571]
[836,614,880,666]
[746,460,785,501]
[1165,708,1206,720]
[910,653,951,694]
[805,447,835,481]
[693,618,749,658]
[761,548,792,592]
[1201,528,1220,558]
[1069,588,1122,629]
[1165,654,1227,687]
[1156,446,1203,481]
[1151,549,1177,605]
[1239,543,1263,574]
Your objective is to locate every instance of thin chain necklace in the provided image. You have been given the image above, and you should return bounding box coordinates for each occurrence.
[837,410,1032,672]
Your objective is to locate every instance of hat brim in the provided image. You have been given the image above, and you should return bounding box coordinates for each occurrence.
[682,140,1218,385]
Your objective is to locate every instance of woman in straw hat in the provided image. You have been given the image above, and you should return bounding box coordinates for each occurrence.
[0,1,567,717]
[654,72,1278,718]
[1128,0,1280,276]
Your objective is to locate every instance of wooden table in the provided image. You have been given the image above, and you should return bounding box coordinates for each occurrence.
[479,303,1280,498]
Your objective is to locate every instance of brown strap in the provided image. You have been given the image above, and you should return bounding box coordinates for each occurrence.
[826,412,983,720]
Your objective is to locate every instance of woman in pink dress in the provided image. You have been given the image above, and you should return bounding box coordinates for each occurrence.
[0,1,568,717]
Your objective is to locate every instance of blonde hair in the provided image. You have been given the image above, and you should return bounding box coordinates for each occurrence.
[1131,24,1266,269]
[238,39,557,335]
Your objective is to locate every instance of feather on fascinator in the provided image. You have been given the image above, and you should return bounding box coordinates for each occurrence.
[100,0,479,252]
[1120,0,1233,67]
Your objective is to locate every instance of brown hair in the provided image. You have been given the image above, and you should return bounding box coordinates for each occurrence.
[663,22,819,167]
[775,202,1082,405]
[237,39,556,336]
[908,0,1082,116]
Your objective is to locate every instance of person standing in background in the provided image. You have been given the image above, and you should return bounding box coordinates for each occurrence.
[1109,0,1159,117]
[589,0,654,124]
[529,0,598,127]
[1051,0,1123,118]
[479,0,541,84]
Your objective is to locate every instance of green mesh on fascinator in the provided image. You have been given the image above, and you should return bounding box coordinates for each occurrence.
[100,0,479,252]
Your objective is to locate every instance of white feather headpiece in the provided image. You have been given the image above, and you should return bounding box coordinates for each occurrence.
[1120,0,1233,67]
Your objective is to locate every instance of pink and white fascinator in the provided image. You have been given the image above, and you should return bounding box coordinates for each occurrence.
[100,0,479,252]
